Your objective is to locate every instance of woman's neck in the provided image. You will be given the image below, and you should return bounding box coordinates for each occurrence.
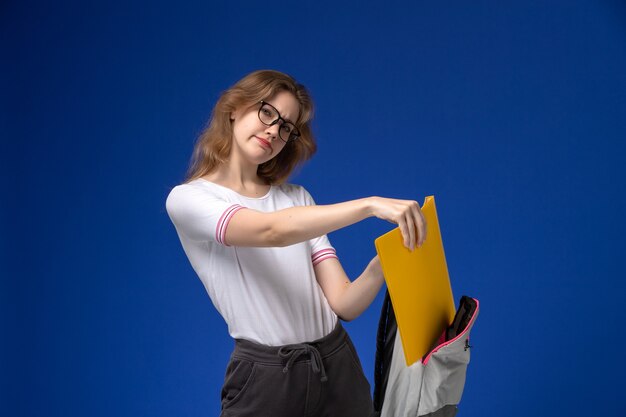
[203,162,270,197]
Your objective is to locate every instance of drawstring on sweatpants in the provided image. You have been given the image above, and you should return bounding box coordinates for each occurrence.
[278,343,328,382]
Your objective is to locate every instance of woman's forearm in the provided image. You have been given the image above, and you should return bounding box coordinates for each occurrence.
[334,256,385,322]
[269,198,374,246]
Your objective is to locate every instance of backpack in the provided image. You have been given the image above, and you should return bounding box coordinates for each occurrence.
[372,292,479,417]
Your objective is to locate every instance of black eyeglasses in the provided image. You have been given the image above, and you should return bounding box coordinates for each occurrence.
[258,101,301,143]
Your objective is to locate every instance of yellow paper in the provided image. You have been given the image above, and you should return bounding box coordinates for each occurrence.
[374,196,456,366]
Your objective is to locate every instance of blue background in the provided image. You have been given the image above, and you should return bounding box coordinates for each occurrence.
[3,0,626,416]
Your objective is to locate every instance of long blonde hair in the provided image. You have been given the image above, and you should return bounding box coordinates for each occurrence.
[185,70,317,184]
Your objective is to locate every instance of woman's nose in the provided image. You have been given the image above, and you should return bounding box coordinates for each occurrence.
[265,122,280,138]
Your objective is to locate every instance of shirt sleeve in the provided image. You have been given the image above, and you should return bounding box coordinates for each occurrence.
[298,186,339,266]
[165,184,245,245]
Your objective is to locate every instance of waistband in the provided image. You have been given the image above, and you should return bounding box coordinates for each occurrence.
[232,319,347,364]
[232,320,347,382]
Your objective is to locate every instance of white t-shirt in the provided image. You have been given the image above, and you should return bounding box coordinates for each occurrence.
[165,178,339,346]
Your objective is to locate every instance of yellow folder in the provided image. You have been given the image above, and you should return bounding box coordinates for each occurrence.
[374,195,456,366]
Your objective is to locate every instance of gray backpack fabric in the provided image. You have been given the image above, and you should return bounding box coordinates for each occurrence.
[372,292,479,417]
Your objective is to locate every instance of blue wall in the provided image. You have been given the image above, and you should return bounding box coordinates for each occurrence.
[3,0,626,416]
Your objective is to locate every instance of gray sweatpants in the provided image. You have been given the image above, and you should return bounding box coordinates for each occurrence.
[219,320,374,417]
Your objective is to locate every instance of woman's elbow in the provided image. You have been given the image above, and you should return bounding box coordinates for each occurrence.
[337,313,354,322]
[266,220,300,247]
[333,304,358,322]
[265,228,288,247]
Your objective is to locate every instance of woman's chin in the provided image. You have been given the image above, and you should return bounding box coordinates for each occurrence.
[248,153,275,166]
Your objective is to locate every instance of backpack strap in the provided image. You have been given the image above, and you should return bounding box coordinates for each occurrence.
[373,290,398,412]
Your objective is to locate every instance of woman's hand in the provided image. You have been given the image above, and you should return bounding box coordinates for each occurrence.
[368,197,427,251]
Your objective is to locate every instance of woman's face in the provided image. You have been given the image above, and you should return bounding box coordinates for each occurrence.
[230,90,300,166]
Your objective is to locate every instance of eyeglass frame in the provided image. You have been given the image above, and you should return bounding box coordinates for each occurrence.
[257,100,301,143]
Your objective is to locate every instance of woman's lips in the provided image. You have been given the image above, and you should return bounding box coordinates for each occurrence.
[255,136,272,151]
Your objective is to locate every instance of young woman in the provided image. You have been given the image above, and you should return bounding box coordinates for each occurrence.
[166,70,426,417]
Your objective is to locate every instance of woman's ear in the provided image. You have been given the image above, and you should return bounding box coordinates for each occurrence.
[230,109,239,121]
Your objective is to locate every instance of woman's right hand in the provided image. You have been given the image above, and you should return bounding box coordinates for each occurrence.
[368,197,427,251]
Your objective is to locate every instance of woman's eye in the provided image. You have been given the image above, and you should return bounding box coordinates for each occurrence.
[261,108,273,117]
[281,125,292,133]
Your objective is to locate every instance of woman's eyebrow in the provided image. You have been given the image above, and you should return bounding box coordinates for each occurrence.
[277,111,295,124]
[266,100,296,124]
